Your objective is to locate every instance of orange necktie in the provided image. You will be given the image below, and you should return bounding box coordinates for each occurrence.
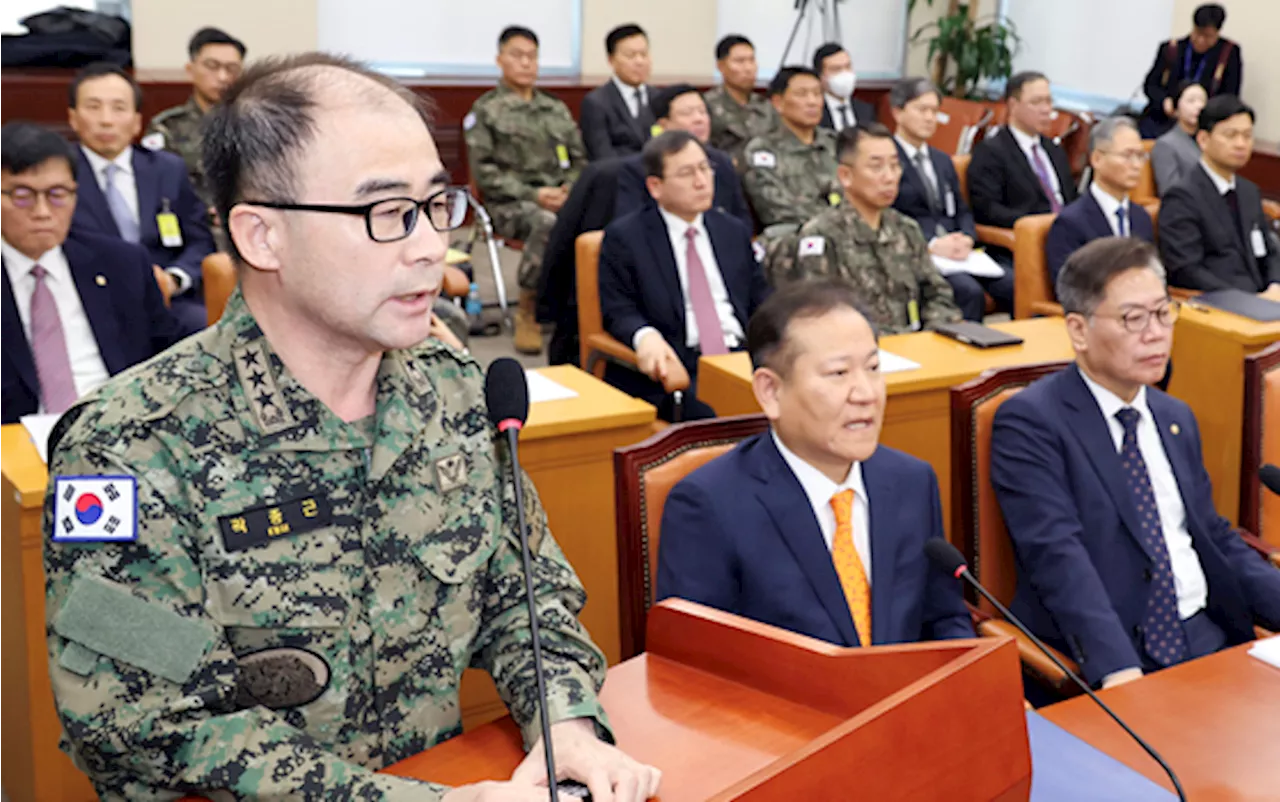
[830,488,872,645]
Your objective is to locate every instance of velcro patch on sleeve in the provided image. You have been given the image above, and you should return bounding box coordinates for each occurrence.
[52,575,216,685]
[751,151,777,168]
[798,236,826,256]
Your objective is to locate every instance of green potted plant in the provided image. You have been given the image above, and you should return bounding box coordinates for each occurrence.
[909,0,1020,99]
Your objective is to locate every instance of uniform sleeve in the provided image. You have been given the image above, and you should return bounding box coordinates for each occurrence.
[563,115,588,189]
[168,167,215,281]
[472,462,610,749]
[793,223,839,282]
[465,106,537,205]
[908,223,962,329]
[43,439,449,802]
[741,142,803,228]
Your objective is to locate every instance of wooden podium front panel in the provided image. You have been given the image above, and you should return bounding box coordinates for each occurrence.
[1041,643,1280,800]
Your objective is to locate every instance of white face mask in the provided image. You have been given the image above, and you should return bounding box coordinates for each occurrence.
[827,70,857,100]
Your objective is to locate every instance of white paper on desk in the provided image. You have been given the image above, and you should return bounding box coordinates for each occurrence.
[878,349,921,374]
[1248,634,1280,669]
[932,250,1005,279]
[525,370,578,403]
[20,413,59,464]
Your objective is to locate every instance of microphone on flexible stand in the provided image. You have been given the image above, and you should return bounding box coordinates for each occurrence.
[1260,464,1280,497]
[924,539,1188,802]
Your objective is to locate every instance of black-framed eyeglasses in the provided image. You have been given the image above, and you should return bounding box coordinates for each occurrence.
[1094,300,1181,333]
[2,186,77,209]
[239,186,469,242]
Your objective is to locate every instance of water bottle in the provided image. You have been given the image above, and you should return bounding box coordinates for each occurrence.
[465,282,483,320]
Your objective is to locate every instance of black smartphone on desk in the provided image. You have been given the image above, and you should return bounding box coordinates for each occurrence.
[933,321,1025,348]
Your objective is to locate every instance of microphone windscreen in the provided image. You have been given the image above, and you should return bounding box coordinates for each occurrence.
[925,538,968,575]
[1261,464,1280,497]
[484,357,530,429]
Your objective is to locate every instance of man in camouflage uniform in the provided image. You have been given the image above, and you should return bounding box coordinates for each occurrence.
[703,35,776,168]
[465,25,586,355]
[144,27,245,244]
[741,66,840,284]
[43,52,660,802]
[792,124,961,334]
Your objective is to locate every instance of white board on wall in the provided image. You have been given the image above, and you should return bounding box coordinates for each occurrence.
[715,0,908,82]
[317,0,581,76]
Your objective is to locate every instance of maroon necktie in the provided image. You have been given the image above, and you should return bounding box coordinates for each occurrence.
[29,264,78,414]
[1030,144,1063,213]
[684,228,728,356]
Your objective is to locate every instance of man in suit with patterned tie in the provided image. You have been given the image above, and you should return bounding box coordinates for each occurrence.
[2,122,187,423]
[66,62,214,332]
[889,77,1012,319]
[992,237,1280,689]
[655,278,973,647]
[579,24,655,160]
[1045,117,1155,288]
[598,130,770,421]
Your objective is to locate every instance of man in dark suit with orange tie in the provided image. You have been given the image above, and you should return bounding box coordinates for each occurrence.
[2,122,187,423]
[598,130,770,421]
[656,279,973,647]
[992,237,1280,689]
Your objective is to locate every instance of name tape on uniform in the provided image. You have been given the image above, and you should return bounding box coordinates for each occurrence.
[52,476,138,542]
[218,495,333,553]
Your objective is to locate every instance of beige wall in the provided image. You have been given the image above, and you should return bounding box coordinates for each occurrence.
[131,0,317,71]
[579,0,718,81]
[1171,0,1277,142]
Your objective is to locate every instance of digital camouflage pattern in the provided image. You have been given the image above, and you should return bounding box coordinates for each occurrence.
[465,83,586,289]
[145,97,212,211]
[740,125,839,231]
[702,86,777,169]
[791,205,963,335]
[43,288,609,801]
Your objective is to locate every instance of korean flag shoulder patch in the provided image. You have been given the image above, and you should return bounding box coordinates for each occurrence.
[462,111,477,131]
[52,476,138,542]
[751,150,777,168]
[798,236,825,256]
[140,131,165,151]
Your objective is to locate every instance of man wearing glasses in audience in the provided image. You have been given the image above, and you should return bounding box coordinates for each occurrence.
[992,237,1280,692]
[2,122,187,424]
[42,53,660,802]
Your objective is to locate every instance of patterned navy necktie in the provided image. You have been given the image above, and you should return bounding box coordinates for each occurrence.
[1116,407,1190,667]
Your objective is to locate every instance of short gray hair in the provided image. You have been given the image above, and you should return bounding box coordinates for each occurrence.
[1088,116,1139,154]
[889,77,942,109]
[1056,237,1165,317]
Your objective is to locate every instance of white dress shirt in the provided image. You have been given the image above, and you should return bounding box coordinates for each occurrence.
[1,239,111,405]
[772,430,872,581]
[1079,371,1209,620]
[612,75,647,118]
[1008,125,1064,207]
[824,94,857,131]
[896,135,940,201]
[1089,182,1132,237]
[81,144,139,223]
[1199,158,1236,195]
[632,208,744,351]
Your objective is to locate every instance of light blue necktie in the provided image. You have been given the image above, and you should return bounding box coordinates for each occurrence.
[103,162,140,243]
[1116,205,1129,237]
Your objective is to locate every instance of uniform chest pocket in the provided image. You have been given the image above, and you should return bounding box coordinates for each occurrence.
[206,559,352,630]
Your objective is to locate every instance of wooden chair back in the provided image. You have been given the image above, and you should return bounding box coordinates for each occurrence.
[201,252,237,325]
[1011,213,1057,319]
[1242,342,1280,545]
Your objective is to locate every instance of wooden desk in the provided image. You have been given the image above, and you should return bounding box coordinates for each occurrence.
[0,366,655,802]
[1168,305,1280,526]
[1040,643,1280,800]
[697,317,1074,533]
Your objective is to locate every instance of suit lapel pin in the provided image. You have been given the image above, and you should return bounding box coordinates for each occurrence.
[95,275,107,286]
[1170,423,1180,436]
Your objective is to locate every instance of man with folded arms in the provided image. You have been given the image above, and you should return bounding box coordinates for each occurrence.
[992,237,1280,689]
[656,279,973,647]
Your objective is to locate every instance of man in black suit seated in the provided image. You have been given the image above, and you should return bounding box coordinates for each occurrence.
[968,71,1078,263]
[889,76,1011,320]
[1046,117,1155,288]
[2,123,187,423]
[1139,3,1243,139]
[813,43,876,132]
[1158,95,1280,297]
[580,24,655,160]
[599,131,770,421]
[615,84,752,232]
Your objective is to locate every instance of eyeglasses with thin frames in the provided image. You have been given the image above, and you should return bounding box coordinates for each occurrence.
[1093,300,1180,333]
[237,187,470,243]
[2,186,77,209]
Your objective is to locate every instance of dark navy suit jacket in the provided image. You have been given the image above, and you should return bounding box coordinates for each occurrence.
[656,433,974,647]
[598,204,769,408]
[614,145,753,233]
[992,365,1280,685]
[968,126,1078,230]
[1045,191,1155,288]
[892,139,976,241]
[71,146,213,290]
[2,231,190,423]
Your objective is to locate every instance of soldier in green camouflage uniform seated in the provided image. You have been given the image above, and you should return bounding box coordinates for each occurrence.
[464,25,587,355]
[740,66,840,285]
[43,51,661,802]
[144,26,245,248]
[791,124,962,334]
[703,34,776,169]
